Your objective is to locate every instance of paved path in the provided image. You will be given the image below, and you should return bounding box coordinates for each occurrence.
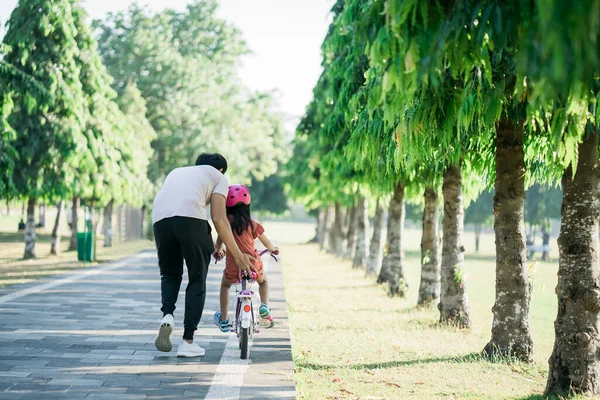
[0,251,296,399]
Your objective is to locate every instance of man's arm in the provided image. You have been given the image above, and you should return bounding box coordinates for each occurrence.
[210,194,256,277]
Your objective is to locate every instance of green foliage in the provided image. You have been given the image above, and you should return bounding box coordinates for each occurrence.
[249,168,289,216]
[2,0,87,201]
[94,2,284,186]
[0,48,46,199]
[288,0,600,215]
[114,83,156,207]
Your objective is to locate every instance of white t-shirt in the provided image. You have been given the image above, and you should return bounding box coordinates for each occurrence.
[152,165,229,224]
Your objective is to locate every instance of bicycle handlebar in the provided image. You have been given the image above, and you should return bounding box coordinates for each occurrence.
[258,249,279,261]
[213,249,279,264]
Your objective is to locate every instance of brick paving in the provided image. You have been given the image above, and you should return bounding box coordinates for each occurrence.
[0,251,296,399]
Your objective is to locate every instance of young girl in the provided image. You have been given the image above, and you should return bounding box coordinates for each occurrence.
[213,184,278,331]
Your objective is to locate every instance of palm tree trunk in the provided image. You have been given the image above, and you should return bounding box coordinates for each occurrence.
[23,197,36,259]
[366,199,386,276]
[50,201,64,255]
[418,187,440,307]
[385,183,407,296]
[329,203,345,256]
[345,204,357,259]
[439,164,471,328]
[545,130,600,397]
[484,119,532,362]
[103,200,114,247]
[69,196,79,251]
[352,197,369,269]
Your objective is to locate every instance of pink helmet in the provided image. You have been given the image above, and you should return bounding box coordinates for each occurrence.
[226,184,251,207]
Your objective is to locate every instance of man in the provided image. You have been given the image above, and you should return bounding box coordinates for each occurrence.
[151,153,256,358]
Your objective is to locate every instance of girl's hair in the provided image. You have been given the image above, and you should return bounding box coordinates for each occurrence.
[227,203,255,236]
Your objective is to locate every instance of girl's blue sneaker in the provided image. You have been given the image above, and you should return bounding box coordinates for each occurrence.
[259,303,271,318]
[213,312,230,332]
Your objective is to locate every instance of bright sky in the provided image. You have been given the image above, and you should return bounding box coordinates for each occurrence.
[0,0,334,130]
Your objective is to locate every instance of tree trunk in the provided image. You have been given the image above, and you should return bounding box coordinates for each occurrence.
[377,187,402,285]
[343,206,351,236]
[92,206,99,262]
[545,130,600,397]
[312,208,325,244]
[483,119,532,361]
[475,223,481,252]
[104,200,114,247]
[366,199,386,276]
[418,187,441,307]
[23,197,36,259]
[69,197,80,251]
[50,201,64,255]
[141,204,146,239]
[439,165,471,328]
[345,204,357,259]
[5,199,9,215]
[383,183,407,296]
[352,197,369,269]
[329,203,345,256]
[319,205,333,251]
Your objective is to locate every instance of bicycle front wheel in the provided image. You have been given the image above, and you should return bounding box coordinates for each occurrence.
[240,327,249,359]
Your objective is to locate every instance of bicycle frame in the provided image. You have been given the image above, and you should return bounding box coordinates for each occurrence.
[231,249,278,335]
[233,279,260,332]
[214,249,278,359]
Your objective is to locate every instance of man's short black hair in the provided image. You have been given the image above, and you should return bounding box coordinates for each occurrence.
[195,153,228,174]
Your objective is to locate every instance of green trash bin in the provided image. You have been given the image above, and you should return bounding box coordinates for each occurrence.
[77,232,94,262]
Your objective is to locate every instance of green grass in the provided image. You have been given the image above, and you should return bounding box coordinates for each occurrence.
[280,227,584,400]
[0,212,154,288]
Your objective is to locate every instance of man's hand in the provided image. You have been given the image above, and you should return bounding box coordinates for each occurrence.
[235,253,257,279]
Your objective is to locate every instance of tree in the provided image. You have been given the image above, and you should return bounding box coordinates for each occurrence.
[366,199,386,277]
[65,1,150,254]
[352,197,369,268]
[417,188,440,307]
[0,43,48,203]
[2,0,86,258]
[514,1,600,394]
[330,203,346,257]
[546,129,599,395]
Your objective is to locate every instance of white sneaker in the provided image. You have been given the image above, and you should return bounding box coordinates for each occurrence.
[176,341,205,358]
[154,314,174,352]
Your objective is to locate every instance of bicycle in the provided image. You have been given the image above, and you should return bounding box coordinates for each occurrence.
[213,249,279,359]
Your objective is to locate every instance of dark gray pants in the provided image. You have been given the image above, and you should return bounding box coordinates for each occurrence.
[153,217,214,340]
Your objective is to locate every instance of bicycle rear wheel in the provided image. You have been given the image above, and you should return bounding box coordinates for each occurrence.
[240,327,249,359]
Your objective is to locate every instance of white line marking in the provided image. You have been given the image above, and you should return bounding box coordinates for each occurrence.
[204,334,250,400]
[0,253,150,305]
[203,255,276,399]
